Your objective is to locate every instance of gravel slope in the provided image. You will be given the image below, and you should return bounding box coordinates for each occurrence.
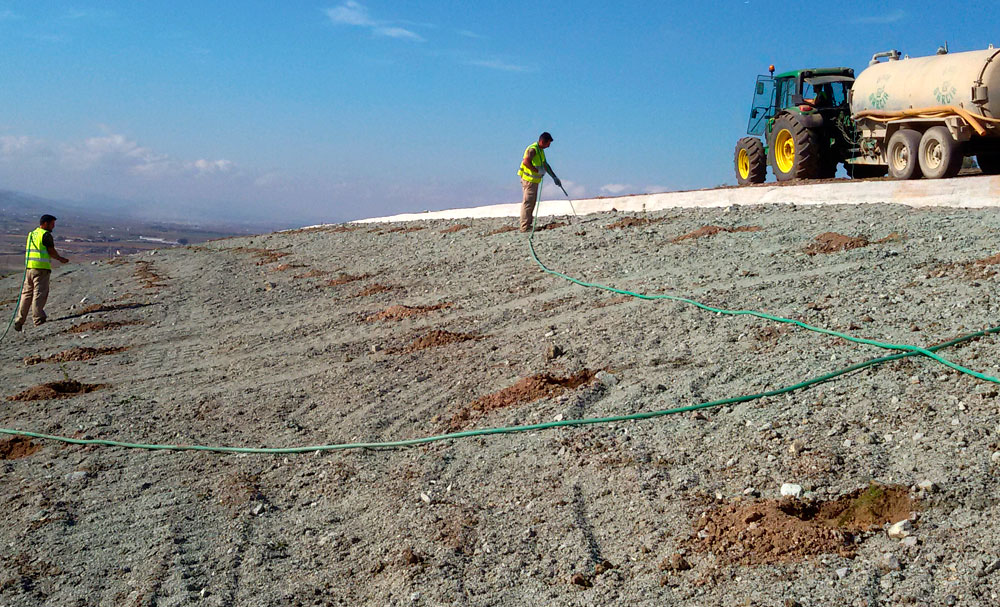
[2,202,1000,607]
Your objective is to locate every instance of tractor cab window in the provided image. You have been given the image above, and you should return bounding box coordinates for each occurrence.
[803,77,850,107]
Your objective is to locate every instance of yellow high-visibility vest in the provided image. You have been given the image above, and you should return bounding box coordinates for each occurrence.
[25,227,52,270]
[517,143,546,184]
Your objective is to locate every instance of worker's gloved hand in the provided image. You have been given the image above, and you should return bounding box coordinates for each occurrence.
[553,176,562,188]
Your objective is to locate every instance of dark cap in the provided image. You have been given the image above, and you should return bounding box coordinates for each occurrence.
[539,132,553,142]
[40,214,57,224]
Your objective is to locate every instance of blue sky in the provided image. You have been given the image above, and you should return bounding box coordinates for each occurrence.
[1,2,998,225]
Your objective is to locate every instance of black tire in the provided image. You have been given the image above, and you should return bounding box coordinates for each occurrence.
[734,137,766,185]
[977,149,1000,175]
[918,126,963,179]
[886,129,922,180]
[768,114,819,181]
[846,164,888,179]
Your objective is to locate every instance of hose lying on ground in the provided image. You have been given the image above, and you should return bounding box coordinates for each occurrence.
[1,197,998,453]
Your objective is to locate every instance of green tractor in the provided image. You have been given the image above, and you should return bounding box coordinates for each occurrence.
[734,66,882,184]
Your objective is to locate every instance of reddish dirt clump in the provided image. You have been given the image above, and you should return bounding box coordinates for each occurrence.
[486,226,519,236]
[230,247,291,265]
[440,224,470,234]
[385,226,425,234]
[401,330,483,353]
[354,283,394,297]
[24,347,128,366]
[0,436,40,460]
[592,295,631,309]
[326,273,371,287]
[605,217,662,230]
[536,222,567,231]
[272,263,305,272]
[7,380,106,402]
[672,225,762,243]
[135,260,169,288]
[66,320,141,334]
[449,370,597,430]
[365,303,452,322]
[78,302,146,315]
[690,484,915,565]
[804,232,870,255]
[293,269,331,279]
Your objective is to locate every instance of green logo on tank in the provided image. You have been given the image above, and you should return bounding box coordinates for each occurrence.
[934,82,957,105]
[869,87,889,109]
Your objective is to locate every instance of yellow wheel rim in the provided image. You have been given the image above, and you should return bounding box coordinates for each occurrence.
[774,128,795,174]
[738,148,750,179]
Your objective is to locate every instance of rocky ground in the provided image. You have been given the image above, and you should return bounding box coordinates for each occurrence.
[2,202,1000,607]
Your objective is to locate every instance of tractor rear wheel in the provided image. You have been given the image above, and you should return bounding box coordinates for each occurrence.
[918,126,963,179]
[734,137,766,185]
[768,114,819,181]
[977,149,1000,175]
[886,129,922,180]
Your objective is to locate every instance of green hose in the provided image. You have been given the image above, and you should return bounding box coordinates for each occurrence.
[1,198,998,454]
[0,267,27,344]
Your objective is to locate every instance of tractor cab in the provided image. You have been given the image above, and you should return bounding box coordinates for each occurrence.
[737,66,855,184]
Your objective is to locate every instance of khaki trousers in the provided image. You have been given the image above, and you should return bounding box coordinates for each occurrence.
[15,268,51,328]
[520,179,540,232]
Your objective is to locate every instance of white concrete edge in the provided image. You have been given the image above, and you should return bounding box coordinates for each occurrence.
[330,175,1000,226]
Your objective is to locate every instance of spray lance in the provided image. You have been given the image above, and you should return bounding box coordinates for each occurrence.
[542,162,577,217]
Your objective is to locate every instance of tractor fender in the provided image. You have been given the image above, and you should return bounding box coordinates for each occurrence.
[796,113,824,129]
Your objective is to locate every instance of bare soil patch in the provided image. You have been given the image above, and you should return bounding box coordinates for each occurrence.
[272,263,306,272]
[134,260,168,288]
[66,320,141,334]
[293,269,331,279]
[354,283,394,297]
[923,251,1000,281]
[804,232,870,255]
[399,330,484,353]
[0,436,40,460]
[690,484,915,565]
[672,225,762,243]
[385,226,425,234]
[486,226,518,236]
[440,224,470,234]
[592,295,631,309]
[230,247,291,265]
[79,302,146,315]
[449,370,597,430]
[605,217,663,230]
[326,273,371,287]
[365,303,452,322]
[7,380,106,401]
[536,222,567,231]
[24,347,128,366]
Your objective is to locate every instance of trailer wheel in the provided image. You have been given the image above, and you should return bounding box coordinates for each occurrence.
[886,130,922,180]
[734,137,766,185]
[977,150,1000,175]
[768,114,819,181]
[918,126,963,179]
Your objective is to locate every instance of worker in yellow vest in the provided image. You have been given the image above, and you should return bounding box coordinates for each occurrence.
[15,214,69,332]
[517,132,562,232]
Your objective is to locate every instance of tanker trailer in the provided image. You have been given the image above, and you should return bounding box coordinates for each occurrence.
[849,46,1000,179]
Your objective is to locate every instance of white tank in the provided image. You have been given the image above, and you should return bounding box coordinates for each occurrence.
[851,47,1000,118]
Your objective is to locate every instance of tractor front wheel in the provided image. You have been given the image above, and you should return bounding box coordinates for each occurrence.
[768,114,819,182]
[734,137,766,185]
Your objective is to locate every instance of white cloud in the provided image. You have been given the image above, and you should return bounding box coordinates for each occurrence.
[326,2,424,42]
[374,26,424,42]
[600,183,632,195]
[326,1,373,26]
[542,179,586,199]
